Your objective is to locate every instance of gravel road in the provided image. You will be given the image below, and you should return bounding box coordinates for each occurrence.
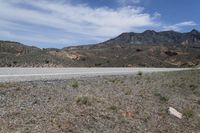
[0,67,191,82]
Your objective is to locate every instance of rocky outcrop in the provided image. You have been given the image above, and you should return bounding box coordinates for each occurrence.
[103,29,200,47]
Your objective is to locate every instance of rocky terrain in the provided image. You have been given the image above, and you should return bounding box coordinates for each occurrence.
[0,69,199,132]
[0,29,200,67]
[103,29,200,47]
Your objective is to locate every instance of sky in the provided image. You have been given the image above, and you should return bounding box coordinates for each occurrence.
[0,0,199,48]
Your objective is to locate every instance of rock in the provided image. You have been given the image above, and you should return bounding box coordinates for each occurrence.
[121,111,134,118]
[168,107,182,119]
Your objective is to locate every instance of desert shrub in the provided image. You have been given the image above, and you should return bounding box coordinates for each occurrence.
[72,81,79,88]
[81,57,86,61]
[183,108,194,118]
[109,79,117,83]
[197,100,200,105]
[45,60,50,64]
[76,96,91,106]
[136,49,142,52]
[125,90,132,95]
[189,84,198,91]
[108,105,118,112]
[164,51,178,56]
[137,71,143,76]
[94,63,102,67]
[154,93,169,102]
[13,61,17,65]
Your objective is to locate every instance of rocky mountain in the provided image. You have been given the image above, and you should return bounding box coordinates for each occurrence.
[0,30,200,67]
[103,29,200,47]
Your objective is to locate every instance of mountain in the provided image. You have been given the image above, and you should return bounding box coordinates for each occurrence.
[102,29,200,47]
[0,30,200,67]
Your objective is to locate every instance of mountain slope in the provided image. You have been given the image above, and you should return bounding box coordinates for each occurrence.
[0,30,200,67]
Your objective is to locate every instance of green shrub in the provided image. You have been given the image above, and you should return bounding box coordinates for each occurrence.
[154,93,169,102]
[183,108,194,118]
[137,71,143,76]
[94,63,102,67]
[76,96,91,106]
[189,84,198,91]
[108,105,118,111]
[72,81,79,88]
[125,90,132,95]
[109,79,117,83]
[197,100,200,105]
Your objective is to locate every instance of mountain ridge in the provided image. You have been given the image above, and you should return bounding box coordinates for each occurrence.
[101,29,200,47]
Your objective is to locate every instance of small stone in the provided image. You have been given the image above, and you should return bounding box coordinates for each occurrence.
[168,107,182,119]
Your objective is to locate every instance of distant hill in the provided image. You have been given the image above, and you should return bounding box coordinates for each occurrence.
[0,30,200,67]
[0,41,69,67]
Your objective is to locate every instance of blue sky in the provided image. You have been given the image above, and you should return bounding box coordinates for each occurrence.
[0,0,199,48]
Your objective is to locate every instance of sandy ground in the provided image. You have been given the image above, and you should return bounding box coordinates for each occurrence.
[0,69,200,132]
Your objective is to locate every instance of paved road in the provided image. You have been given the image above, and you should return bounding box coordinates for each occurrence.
[0,68,192,82]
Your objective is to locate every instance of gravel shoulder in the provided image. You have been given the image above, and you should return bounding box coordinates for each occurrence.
[0,68,191,82]
[0,69,200,132]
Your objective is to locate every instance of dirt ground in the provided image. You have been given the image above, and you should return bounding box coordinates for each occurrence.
[0,69,200,133]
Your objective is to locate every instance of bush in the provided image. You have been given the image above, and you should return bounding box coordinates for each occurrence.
[108,105,118,111]
[154,93,169,102]
[189,84,198,91]
[94,63,102,67]
[183,108,194,118]
[125,90,132,95]
[72,81,79,88]
[137,71,143,76]
[76,96,91,106]
[197,100,200,105]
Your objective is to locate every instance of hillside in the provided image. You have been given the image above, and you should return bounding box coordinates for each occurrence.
[0,30,200,67]
[0,41,69,67]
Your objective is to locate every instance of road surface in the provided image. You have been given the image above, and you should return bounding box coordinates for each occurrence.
[0,68,192,82]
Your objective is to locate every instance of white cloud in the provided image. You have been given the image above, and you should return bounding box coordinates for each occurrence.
[163,21,197,31]
[0,0,159,46]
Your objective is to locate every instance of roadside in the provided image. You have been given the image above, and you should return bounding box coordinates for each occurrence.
[0,70,200,132]
[0,68,191,82]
